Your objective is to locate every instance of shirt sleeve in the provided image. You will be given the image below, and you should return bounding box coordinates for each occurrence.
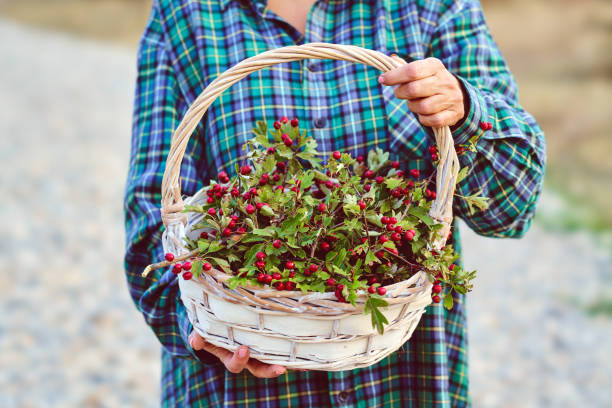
[123,3,211,361]
[429,0,546,238]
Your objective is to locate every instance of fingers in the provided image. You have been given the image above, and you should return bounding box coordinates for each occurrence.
[406,94,453,116]
[224,346,251,374]
[188,331,208,350]
[246,359,287,378]
[417,110,462,128]
[394,75,439,100]
[379,57,443,85]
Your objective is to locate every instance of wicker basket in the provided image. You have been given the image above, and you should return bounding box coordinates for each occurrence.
[157,43,459,371]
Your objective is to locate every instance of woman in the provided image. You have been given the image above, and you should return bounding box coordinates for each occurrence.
[124,0,545,406]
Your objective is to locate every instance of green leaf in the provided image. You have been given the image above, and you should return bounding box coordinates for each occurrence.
[456,166,469,184]
[260,205,275,217]
[364,296,389,334]
[210,257,232,274]
[408,206,435,227]
[191,260,202,278]
[384,178,403,190]
[443,293,454,310]
[252,227,275,237]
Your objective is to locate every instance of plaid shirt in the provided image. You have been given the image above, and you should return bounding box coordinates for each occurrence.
[124,0,545,406]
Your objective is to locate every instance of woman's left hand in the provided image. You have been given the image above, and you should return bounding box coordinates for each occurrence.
[378,57,467,128]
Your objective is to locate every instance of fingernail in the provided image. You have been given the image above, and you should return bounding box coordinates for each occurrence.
[238,347,248,358]
[378,75,385,84]
[275,367,286,375]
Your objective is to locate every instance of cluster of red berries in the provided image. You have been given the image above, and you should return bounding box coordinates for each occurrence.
[165,253,194,280]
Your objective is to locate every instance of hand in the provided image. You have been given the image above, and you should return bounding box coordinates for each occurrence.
[378,57,467,128]
[188,331,287,378]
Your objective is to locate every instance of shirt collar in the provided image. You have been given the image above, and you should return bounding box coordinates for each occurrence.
[220,0,267,11]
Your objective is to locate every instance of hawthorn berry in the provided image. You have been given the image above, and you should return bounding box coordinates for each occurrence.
[391,232,402,241]
[223,227,232,237]
[381,216,389,224]
[388,217,397,225]
[377,287,387,295]
[431,153,439,161]
[409,168,420,178]
[358,200,366,210]
[332,151,342,160]
[318,203,327,212]
[231,188,240,198]
[207,208,216,216]
[368,276,378,285]
[172,263,182,274]
[200,231,208,239]
[274,281,285,291]
[271,272,281,280]
[480,121,492,131]
[280,116,289,124]
[386,223,396,232]
[364,184,371,192]
[291,117,299,127]
[379,235,389,244]
[356,155,365,163]
[364,169,374,179]
[404,230,415,241]
[375,176,384,184]
[289,271,296,278]
[368,286,376,294]
[245,204,255,214]
[309,264,319,273]
[273,239,282,249]
[240,165,252,175]
[256,251,266,261]
[396,170,405,177]
[376,250,385,258]
[237,227,246,234]
[391,161,400,169]
[256,202,265,210]
[326,278,336,286]
[165,253,175,262]
[433,284,442,294]
[321,242,331,251]
[273,121,281,129]
[273,173,281,182]
[394,225,403,234]
[304,269,312,276]
[432,295,441,303]
[267,147,276,154]
[182,261,192,271]
[203,262,212,271]
[285,281,296,290]
[255,260,266,269]
[283,136,293,146]
[218,171,230,183]
[285,261,295,270]
[449,264,455,271]
[257,273,265,283]
[228,220,236,229]
[276,162,286,172]
[183,272,193,280]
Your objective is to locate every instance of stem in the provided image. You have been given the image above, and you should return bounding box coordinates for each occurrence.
[142,248,199,277]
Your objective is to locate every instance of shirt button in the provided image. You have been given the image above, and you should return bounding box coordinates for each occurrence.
[314,117,326,128]
[337,391,349,404]
[307,62,319,72]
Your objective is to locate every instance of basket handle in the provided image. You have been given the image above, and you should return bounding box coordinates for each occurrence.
[160,43,458,244]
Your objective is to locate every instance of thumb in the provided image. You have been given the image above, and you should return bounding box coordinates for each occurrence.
[225,346,250,374]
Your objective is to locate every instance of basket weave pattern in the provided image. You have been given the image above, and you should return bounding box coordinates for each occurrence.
[160,43,459,371]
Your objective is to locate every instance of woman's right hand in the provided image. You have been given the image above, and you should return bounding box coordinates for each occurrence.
[188,331,287,378]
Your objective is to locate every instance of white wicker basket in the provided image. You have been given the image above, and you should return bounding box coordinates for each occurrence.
[155,43,459,371]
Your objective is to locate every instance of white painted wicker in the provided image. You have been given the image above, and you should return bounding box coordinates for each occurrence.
[155,43,459,371]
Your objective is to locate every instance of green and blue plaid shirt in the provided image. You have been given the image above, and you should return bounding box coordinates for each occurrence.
[124,0,545,406]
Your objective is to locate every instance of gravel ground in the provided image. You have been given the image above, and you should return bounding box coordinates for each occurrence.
[1,19,610,408]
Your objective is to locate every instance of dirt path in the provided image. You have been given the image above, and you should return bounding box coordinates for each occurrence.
[0,18,610,408]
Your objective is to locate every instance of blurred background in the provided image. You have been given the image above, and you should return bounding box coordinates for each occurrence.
[0,0,610,406]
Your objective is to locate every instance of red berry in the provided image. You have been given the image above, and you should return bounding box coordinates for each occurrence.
[377,287,387,295]
[274,281,285,291]
[276,162,286,172]
[391,232,402,241]
[375,250,385,258]
[245,204,255,214]
[291,118,299,127]
[449,264,455,271]
[358,200,366,210]
[183,272,193,280]
[356,155,365,163]
[273,239,282,249]
[289,271,296,278]
[273,121,281,129]
[207,208,216,216]
[386,223,396,232]
[285,261,295,270]
[304,269,312,277]
[240,165,252,175]
[318,203,327,212]
[364,169,374,179]
[284,137,293,147]
[391,161,400,169]
[404,230,415,241]
[368,286,376,294]
[165,253,175,262]
[259,177,268,186]
[228,220,236,229]
[230,215,239,221]
[280,116,289,124]
[396,170,405,177]
[223,227,232,237]
[257,273,265,283]
[428,145,438,154]
[237,227,246,234]
[203,262,212,271]
[256,251,266,261]
[391,188,403,198]
[361,237,368,244]
[255,260,266,269]
[332,151,342,160]
[431,153,439,161]
[264,274,273,284]
[256,202,265,210]
[218,171,230,183]
[325,180,334,189]
[267,147,276,154]
[381,216,389,224]
[326,278,336,286]
[480,121,492,131]
[388,217,397,225]
[285,281,296,290]
[433,284,442,294]
[364,184,371,192]
[379,235,389,244]
[432,295,441,303]
[272,272,282,280]
[182,261,192,271]
[200,231,208,239]
[409,169,420,178]
[394,225,403,234]
[375,176,384,184]
[172,263,182,274]
[273,173,281,182]
[309,264,319,273]
[321,242,331,251]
